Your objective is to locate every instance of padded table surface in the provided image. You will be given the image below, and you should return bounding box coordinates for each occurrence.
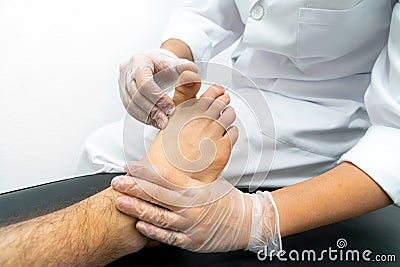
[0,173,399,266]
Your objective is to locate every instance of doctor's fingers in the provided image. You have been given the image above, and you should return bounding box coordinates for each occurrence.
[122,96,165,129]
[116,196,190,232]
[126,161,203,189]
[119,64,159,127]
[136,220,192,249]
[133,64,175,114]
[111,176,195,209]
[130,90,171,129]
[174,58,198,75]
[112,176,170,208]
[121,62,174,128]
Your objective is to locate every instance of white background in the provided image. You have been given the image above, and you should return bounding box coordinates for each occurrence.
[0,0,234,193]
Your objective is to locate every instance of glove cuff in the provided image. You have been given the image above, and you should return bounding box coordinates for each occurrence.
[246,191,282,255]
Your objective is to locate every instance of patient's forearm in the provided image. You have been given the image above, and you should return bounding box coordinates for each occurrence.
[161,38,194,61]
[0,187,147,266]
[272,162,392,237]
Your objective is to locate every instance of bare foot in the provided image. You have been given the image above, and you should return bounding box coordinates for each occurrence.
[135,71,238,183]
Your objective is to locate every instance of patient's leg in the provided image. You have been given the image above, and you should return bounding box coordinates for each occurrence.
[134,71,238,183]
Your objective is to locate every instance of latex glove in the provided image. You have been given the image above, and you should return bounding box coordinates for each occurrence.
[119,49,198,129]
[111,163,282,254]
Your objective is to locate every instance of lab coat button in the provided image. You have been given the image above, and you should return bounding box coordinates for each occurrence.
[251,4,264,20]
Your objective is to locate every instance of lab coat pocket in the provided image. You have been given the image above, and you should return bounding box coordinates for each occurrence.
[297,0,391,58]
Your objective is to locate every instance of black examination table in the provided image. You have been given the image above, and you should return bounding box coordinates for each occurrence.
[0,173,399,266]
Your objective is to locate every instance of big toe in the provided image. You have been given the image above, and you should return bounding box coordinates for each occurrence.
[173,71,201,106]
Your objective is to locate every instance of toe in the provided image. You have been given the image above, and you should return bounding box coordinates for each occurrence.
[200,84,225,100]
[173,71,201,106]
[205,93,230,119]
[217,106,236,130]
[223,125,239,148]
[197,84,225,111]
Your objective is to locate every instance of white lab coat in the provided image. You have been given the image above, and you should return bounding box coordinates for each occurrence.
[159,0,400,206]
[78,0,400,206]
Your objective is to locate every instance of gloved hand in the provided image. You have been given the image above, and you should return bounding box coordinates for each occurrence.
[111,163,282,254]
[119,49,198,129]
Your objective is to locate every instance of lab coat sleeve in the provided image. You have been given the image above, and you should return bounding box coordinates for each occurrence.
[161,0,245,61]
[338,2,400,206]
